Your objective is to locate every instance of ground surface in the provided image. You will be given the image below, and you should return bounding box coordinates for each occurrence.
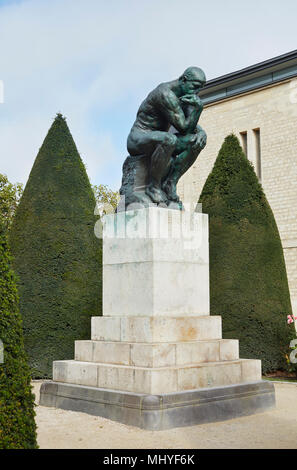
[33,381,297,449]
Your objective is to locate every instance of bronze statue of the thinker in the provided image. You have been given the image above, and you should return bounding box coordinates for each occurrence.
[118,67,207,211]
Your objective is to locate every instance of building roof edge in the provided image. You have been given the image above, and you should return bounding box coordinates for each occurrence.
[203,49,297,90]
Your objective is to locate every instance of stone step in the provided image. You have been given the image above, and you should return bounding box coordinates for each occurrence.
[75,339,239,367]
[91,315,222,343]
[53,358,261,395]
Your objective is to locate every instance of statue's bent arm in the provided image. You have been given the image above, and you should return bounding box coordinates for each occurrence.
[159,91,201,135]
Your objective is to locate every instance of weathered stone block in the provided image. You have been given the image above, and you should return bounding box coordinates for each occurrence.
[39,380,276,430]
[91,317,121,342]
[91,315,222,343]
[53,358,261,394]
[74,339,239,367]
[130,343,176,367]
[53,360,98,387]
[102,208,209,317]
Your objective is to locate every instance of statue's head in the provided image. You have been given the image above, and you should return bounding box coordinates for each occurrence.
[179,67,206,96]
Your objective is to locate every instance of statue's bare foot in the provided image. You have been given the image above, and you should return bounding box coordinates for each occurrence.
[162,180,180,202]
[146,184,167,204]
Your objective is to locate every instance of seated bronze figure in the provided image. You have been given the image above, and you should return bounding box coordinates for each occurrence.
[118,67,207,211]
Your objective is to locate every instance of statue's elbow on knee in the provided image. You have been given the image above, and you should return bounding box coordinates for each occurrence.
[163,133,177,150]
[195,127,207,151]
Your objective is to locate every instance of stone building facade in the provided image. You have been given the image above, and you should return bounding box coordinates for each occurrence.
[178,50,297,315]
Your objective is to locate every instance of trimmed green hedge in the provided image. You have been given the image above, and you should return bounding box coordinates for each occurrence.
[0,223,37,448]
[199,134,294,373]
[9,114,102,378]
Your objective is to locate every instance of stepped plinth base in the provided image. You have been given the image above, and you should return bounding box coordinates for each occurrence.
[40,380,275,431]
[40,208,276,429]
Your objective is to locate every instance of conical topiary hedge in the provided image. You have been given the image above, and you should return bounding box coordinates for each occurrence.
[199,134,294,373]
[0,221,37,448]
[9,114,102,378]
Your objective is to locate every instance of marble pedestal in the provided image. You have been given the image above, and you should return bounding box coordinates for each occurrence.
[40,208,275,429]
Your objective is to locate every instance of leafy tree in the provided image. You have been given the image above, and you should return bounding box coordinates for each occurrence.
[199,134,294,373]
[93,184,119,215]
[9,114,102,378]
[0,174,23,231]
[0,217,37,448]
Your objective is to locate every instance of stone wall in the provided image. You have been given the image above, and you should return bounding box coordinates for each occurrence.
[178,78,297,314]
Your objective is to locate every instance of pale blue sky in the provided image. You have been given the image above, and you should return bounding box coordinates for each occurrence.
[0,0,296,191]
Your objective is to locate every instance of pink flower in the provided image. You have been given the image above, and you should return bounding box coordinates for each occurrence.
[287,315,294,324]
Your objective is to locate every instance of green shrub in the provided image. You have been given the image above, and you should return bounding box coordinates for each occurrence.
[0,222,37,448]
[199,134,294,373]
[9,114,102,378]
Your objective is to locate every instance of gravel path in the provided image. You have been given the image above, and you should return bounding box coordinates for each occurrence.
[33,381,297,449]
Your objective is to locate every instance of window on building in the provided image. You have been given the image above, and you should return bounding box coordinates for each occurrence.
[240,131,248,156]
[253,128,262,181]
